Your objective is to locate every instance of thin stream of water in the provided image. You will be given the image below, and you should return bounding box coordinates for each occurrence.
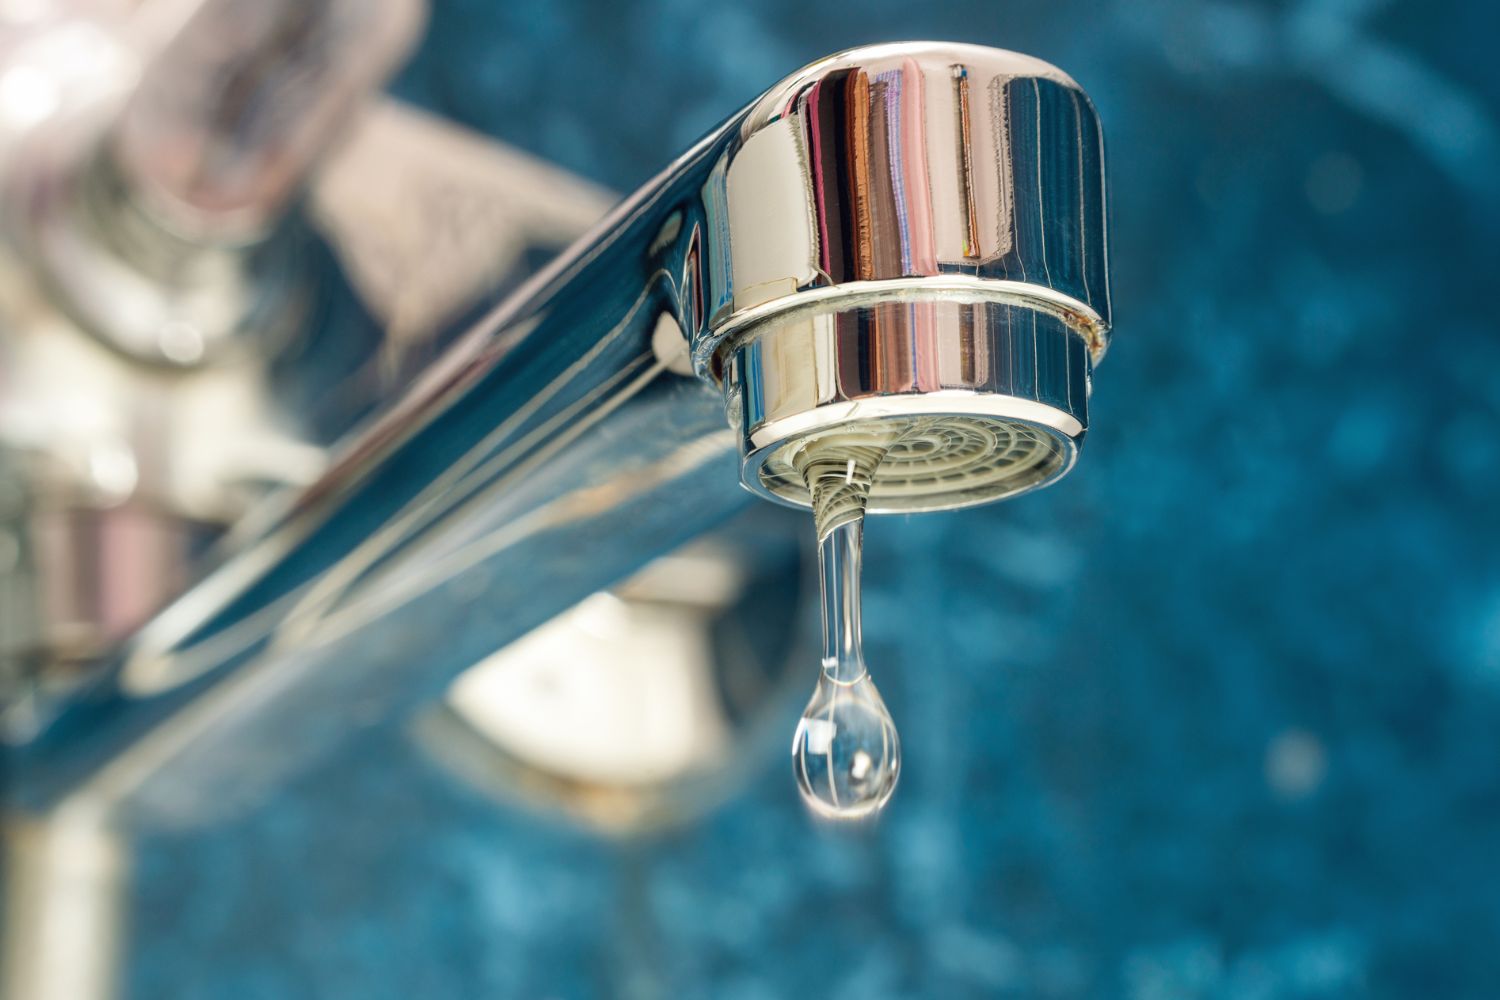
[788,433,902,820]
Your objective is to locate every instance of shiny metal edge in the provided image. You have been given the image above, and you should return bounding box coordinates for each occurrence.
[746,394,1086,456]
[708,275,1107,370]
[728,297,1092,511]
[686,40,1111,376]
[742,42,1086,128]
[740,395,1082,513]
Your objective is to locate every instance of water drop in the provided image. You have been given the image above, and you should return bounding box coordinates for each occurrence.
[787,426,906,820]
[792,655,900,820]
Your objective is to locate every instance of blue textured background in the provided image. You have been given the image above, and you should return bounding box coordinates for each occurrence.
[129,2,1500,997]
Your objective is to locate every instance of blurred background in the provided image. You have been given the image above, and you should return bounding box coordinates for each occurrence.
[3,1,1499,998]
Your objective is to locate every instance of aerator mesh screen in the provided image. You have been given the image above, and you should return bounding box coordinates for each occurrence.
[762,414,1071,515]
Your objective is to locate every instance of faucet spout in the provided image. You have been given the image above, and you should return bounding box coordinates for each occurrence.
[9,43,1111,819]
[691,43,1111,512]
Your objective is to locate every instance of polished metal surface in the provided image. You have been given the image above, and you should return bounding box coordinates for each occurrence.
[0,17,602,726]
[0,0,423,699]
[679,42,1110,511]
[421,523,807,837]
[7,43,1112,828]
[688,42,1110,371]
[728,300,1090,511]
[5,0,424,367]
[110,0,427,245]
[19,153,316,367]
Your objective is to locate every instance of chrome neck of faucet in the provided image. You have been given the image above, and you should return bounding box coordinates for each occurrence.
[8,42,1111,821]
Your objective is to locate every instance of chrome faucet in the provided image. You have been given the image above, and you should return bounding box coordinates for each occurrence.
[3,38,1110,998]
[4,37,1108,849]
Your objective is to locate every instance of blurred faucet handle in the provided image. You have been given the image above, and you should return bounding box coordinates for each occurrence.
[111,0,428,246]
[9,0,427,368]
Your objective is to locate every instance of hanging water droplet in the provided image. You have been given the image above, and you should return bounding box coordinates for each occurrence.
[792,660,900,819]
[786,425,910,821]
